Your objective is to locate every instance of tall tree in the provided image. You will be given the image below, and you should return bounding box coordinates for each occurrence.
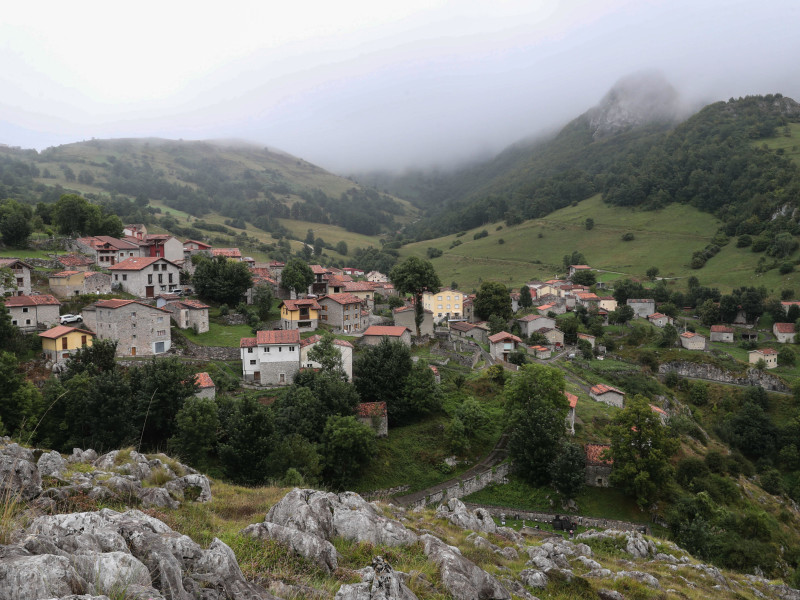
[321,415,376,488]
[170,396,219,470]
[389,256,441,336]
[519,285,533,309]
[281,258,315,296]
[307,331,347,379]
[353,338,414,424]
[218,395,273,485]
[474,281,512,321]
[252,284,274,321]
[193,255,253,305]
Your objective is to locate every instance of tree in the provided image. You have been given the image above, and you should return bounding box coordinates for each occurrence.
[218,396,273,485]
[646,266,660,281]
[609,304,634,326]
[612,279,646,304]
[321,415,376,488]
[252,285,274,321]
[403,362,442,417]
[488,314,507,335]
[268,434,322,484]
[389,257,441,336]
[335,241,348,256]
[504,364,568,485]
[519,285,533,309]
[562,251,587,271]
[549,441,586,499]
[608,394,679,510]
[353,339,414,424]
[698,299,720,326]
[571,270,596,287]
[474,281,512,321]
[778,347,796,366]
[193,256,253,305]
[0,351,39,437]
[659,323,679,347]
[307,331,347,379]
[281,258,315,296]
[0,200,32,248]
[170,396,219,470]
[585,218,594,230]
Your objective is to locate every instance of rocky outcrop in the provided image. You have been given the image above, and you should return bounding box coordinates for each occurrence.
[420,534,511,600]
[2,508,279,600]
[0,442,42,501]
[436,498,496,534]
[576,529,655,559]
[241,522,340,574]
[335,556,418,600]
[658,361,790,393]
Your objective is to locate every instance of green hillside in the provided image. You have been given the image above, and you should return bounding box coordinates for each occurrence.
[401,194,800,293]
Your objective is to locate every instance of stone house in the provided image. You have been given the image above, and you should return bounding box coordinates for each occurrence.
[528,345,552,359]
[246,269,280,304]
[422,288,465,321]
[135,234,184,263]
[626,298,656,319]
[393,306,434,336]
[109,257,181,298]
[0,258,32,296]
[318,293,366,333]
[488,331,522,362]
[300,335,354,380]
[590,384,625,407]
[536,301,566,315]
[362,325,412,346]
[565,391,578,435]
[710,325,734,343]
[357,402,388,437]
[517,314,556,337]
[585,443,613,487]
[510,292,520,314]
[308,265,331,296]
[279,298,321,331]
[55,254,94,272]
[123,224,147,240]
[4,294,61,332]
[782,301,800,315]
[749,348,778,369]
[538,327,565,347]
[342,281,377,308]
[82,299,172,356]
[240,329,300,385]
[462,295,476,323]
[193,372,216,400]
[680,331,706,350]
[569,264,591,278]
[598,296,618,312]
[647,313,672,328]
[211,248,242,261]
[75,236,141,266]
[49,270,111,298]
[39,325,94,364]
[366,271,388,283]
[773,322,796,344]
[449,321,480,342]
[577,333,596,349]
[164,299,210,333]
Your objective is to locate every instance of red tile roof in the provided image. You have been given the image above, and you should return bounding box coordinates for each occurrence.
[537,303,556,310]
[92,299,170,313]
[570,264,591,269]
[363,325,409,337]
[194,372,214,388]
[281,298,322,311]
[356,401,387,418]
[184,240,212,249]
[590,384,624,396]
[38,325,94,339]
[50,270,81,278]
[108,257,176,271]
[212,248,242,258]
[256,329,301,345]
[648,312,667,319]
[585,443,613,465]
[310,264,328,274]
[564,391,578,408]
[518,314,546,322]
[320,293,363,306]
[299,334,354,349]
[450,321,476,332]
[577,333,595,340]
[56,254,94,267]
[5,294,61,307]
[755,348,778,355]
[774,322,795,334]
[78,235,139,250]
[240,337,257,348]
[710,325,734,333]
[680,331,702,339]
[488,332,522,344]
[649,404,667,415]
[0,258,33,269]
[343,282,375,292]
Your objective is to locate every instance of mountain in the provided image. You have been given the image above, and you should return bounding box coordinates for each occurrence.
[0,137,416,238]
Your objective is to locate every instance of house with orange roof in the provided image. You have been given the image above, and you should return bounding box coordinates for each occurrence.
[589,383,625,407]
[0,258,33,296]
[568,264,592,278]
[393,305,433,336]
[4,294,61,331]
[279,298,321,330]
[108,257,181,298]
[55,254,94,272]
[528,345,552,359]
[49,270,111,298]
[194,372,215,400]
[318,293,367,333]
[749,348,778,369]
[211,248,242,261]
[39,325,94,364]
[75,235,142,266]
[626,298,655,319]
[773,322,796,344]
[164,299,210,333]
[362,325,411,346]
[342,281,377,307]
[649,404,668,425]
[536,301,566,315]
[709,325,734,343]
[240,329,301,385]
[565,391,578,434]
[647,312,673,328]
[356,402,388,437]
[488,331,522,362]
[679,331,706,350]
[585,443,613,487]
[577,332,596,349]
[82,299,171,356]
[300,334,353,380]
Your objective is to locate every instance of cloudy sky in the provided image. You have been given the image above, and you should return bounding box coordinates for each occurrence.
[1,0,799,172]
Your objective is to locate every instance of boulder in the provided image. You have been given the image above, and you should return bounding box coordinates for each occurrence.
[68,448,98,464]
[435,499,497,534]
[71,551,152,593]
[615,570,661,589]
[137,487,179,509]
[241,522,339,574]
[0,442,42,501]
[164,473,212,503]
[335,556,418,600]
[38,450,67,478]
[519,569,548,589]
[0,554,89,600]
[265,488,335,540]
[421,533,511,600]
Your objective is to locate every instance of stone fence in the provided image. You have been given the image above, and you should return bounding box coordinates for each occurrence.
[462,503,649,534]
[402,462,511,510]
[658,361,790,393]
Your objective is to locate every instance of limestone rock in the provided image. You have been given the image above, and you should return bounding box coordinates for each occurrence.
[421,533,511,600]
[71,551,152,593]
[0,554,89,600]
[616,570,661,589]
[435,498,497,534]
[519,569,548,589]
[137,487,179,509]
[0,442,42,501]
[241,521,339,574]
[38,450,67,478]
[163,473,212,502]
[335,556,418,600]
[68,448,98,464]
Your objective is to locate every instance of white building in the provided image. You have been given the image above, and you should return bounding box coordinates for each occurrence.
[299,335,354,380]
[240,329,301,385]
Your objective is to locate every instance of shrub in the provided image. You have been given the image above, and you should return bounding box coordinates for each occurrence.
[621,232,635,241]
[473,229,489,240]
[780,262,795,274]
[737,234,753,248]
[426,247,443,259]
[760,469,784,495]
[676,457,710,488]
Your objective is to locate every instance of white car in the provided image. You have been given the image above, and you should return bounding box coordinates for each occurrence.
[60,314,82,324]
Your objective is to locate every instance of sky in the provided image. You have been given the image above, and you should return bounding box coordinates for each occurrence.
[1,0,800,172]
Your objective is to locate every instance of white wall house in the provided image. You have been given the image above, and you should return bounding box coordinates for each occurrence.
[240,329,301,385]
[299,335,354,380]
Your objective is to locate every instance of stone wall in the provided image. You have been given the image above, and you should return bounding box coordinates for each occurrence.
[658,361,790,393]
[462,503,648,534]
[405,463,511,510]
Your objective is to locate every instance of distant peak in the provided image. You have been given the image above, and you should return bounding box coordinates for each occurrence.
[587,70,681,139]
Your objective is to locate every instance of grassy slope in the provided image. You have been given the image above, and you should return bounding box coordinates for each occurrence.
[401,194,800,294]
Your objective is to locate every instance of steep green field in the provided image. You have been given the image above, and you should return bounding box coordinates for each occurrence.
[760,122,800,165]
[401,194,800,293]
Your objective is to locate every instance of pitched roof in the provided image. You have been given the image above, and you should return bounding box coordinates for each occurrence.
[649,404,667,415]
[108,256,177,271]
[585,443,613,466]
[570,264,591,269]
[648,312,667,319]
[343,282,375,292]
[356,401,387,418]
[81,235,139,250]
[50,270,81,278]
[590,383,624,396]
[256,329,301,345]
[194,372,214,389]
[56,254,94,267]
[754,348,778,355]
[363,325,409,337]
[38,325,94,339]
[680,331,703,339]
[0,258,33,269]
[529,345,550,352]
[564,391,578,408]
[320,293,363,306]
[281,298,322,311]
[450,321,476,332]
[167,299,210,310]
[310,264,328,274]
[710,325,734,333]
[240,337,257,348]
[92,299,170,313]
[626,298,655,304]
[518,314,546,322]
[299,334,354,349]
[774,322,796,334]
[4,294,61,307]
[488,331,522,344]
[211,248,241,258]
[782,301,800,307]
[184,239,212,249]
[537,303,556,310]
[577,333,595,340]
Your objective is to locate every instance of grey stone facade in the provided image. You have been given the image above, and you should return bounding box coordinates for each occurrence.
[83,299,172,357]
[0,259,32,296]
[318,294,365,333]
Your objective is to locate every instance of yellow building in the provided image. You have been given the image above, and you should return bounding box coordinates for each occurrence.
[279,298,321,330]
[422,288,464,320]
[39,325,94,364]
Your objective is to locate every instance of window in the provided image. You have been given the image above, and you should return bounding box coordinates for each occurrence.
[168,273,173,283]
[157,317,163,323]
[248,347,253,353]
[25,319,31,325]
[122,274,127,281]
[157,330,166,336]
[22,307,28,313]
[158,274,163,284]
[250,360,256,365]
[132,334,136,339]
[114,274,119,281]
[61,338,68,350]
[455,304,460,309]
[148,275,153,284]
[437,296,442,301]
[289,346,295,351]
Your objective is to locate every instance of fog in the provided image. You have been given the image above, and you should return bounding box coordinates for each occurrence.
[1,0,799,173]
